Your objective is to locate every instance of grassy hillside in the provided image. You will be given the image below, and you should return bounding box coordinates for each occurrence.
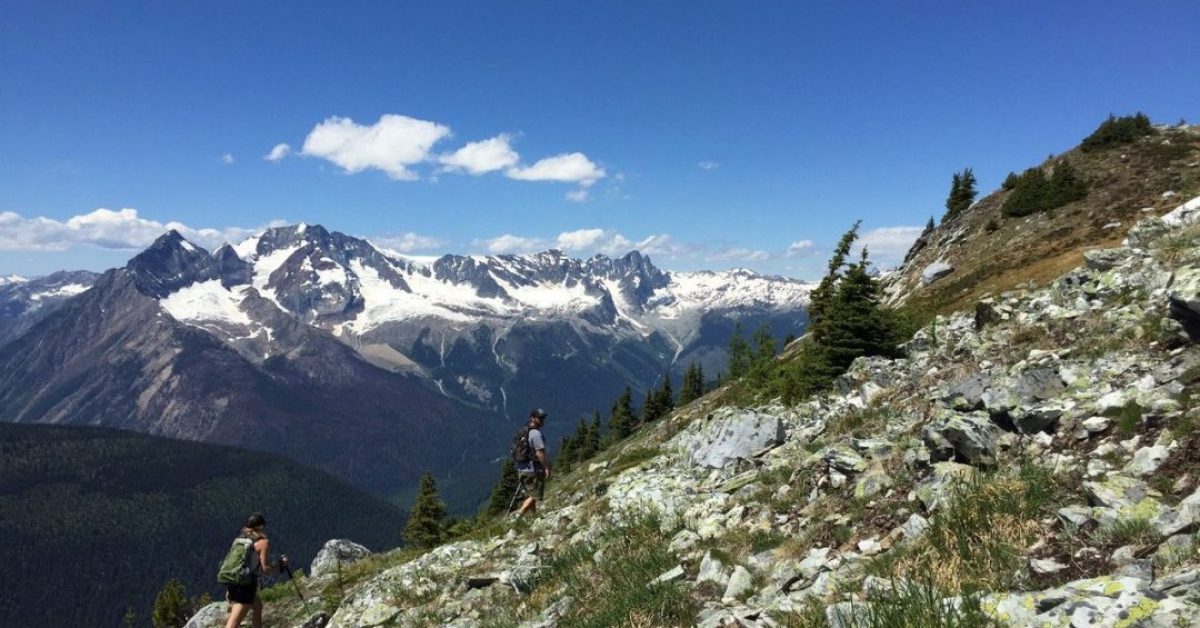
[891,120,1200,314]
[0,423,407,628]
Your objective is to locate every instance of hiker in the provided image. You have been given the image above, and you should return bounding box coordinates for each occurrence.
[223,513,288,628]
[515,408,552,518]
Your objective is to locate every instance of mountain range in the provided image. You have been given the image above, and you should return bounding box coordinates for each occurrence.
[0,227,811,507]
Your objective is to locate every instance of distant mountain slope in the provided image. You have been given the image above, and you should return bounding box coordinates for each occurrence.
[888,122,1200,312]
[0,423,407,628]
[0,270,100,346]
[0,233,504,508]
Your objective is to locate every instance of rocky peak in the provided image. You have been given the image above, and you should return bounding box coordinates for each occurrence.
[125,230,216,298]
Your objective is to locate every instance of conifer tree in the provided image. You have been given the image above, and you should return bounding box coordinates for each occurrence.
[677,363,704,405]
[585,411,603,456]
[943,168,977,222]
[655,375,674,417]
[727,322,753,379]
[405,472,448,548]
[808,220,860,325]
[485,459,520,516]
[557,435,576,473]
[151,579,189,628]
[606,386,636,442]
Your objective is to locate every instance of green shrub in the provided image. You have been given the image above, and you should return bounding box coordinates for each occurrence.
[1081,113,1154,152]
[1001,161,1088,217]
[832,580,1000,628]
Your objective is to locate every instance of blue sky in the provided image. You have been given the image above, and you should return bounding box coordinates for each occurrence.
[1,1,1197,279]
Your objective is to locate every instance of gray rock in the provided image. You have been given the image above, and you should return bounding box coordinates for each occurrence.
[310,539,371,580]
[697,551,730,586]
[184,603,226,628]
[824,445,868,474]
[683,408,786,469]
[922,261,954,286]
[722,565,753,601]
[1125,445,1171,477]
[921,413,1002,465]
[298,613,331,628]
[651,565,686,584]
[1084,248,1130,271]
[901,513,930,540]
[1125,217,1171,250]
[944,373,989,411]
[1030,557,1068,575]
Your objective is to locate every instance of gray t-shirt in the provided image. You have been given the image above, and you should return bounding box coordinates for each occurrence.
[528,427,546,453]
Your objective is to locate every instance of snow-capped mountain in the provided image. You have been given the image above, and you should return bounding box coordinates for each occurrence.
[0,270,100,346]
[0,224,810,505]
[151,224,812,420]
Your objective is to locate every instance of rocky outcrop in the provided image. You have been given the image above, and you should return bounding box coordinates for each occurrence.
[310,539,371,580]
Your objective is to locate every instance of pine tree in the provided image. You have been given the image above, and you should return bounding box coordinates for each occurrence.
[123,607,137,628]
[557,435,576,473]
[808,220,860,325]
[606,386,636,442]
[943,168,977,223]
[585,411,603,456]
[655,375,674,417]
[677,363,704,406]
[405,472,448,548]
[485,459,520,517]
[151,579,189,628]
[727,322,753,379]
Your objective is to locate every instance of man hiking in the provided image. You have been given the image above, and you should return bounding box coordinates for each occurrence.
[514,408,551,518]
[222,513,288,628]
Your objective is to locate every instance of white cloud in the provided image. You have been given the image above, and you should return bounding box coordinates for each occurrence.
[565,189,590,203]
[369,232,448,254]
[785,239,817,258]
[300,114,451,180]
[857,226,924,268]
[506,152,606,186]
[554,228,607,251]
[475,234,551,255]
[0,208,272,252]
[698,161,719,171]
[710,247,770,262]
[220,153,235,165]
[264,143,291,162]
[438,134,519,175]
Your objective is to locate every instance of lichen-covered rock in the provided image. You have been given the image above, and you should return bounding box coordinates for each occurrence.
[678,408,785,469]
[922,412,1002,465]
[310,539,371,580]
[184,602,226,628]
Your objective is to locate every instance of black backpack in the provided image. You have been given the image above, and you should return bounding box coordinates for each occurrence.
[511,426,533,464]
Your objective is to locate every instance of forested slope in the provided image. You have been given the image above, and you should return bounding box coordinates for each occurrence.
[0,423,406,628]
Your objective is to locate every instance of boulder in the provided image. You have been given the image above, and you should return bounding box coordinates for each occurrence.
[921,261,954,286]
[681,408,786,469]
[922,413,1002,465]
[184,603,226,628]
[943,373,989,411]
[1124,445,1171,477]
[310,539,371,580]
[722,565,753,602]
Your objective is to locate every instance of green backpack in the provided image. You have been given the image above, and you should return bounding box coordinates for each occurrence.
[217,535,257,586]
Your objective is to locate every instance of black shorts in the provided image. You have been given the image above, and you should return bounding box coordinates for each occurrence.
[226,581,258,605]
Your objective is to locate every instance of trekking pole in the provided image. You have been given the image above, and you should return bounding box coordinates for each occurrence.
[507,480,527,513]
[282,563,307,604]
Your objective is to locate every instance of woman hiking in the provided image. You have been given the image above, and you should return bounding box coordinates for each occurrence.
[224,513,288,628]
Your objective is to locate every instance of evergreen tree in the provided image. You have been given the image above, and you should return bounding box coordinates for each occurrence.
[485,459,520,517]
[405,472,448,548]
[557,435,576,473]
[808,220,860,325]
[606,386,636,442]
[727,322,753,379]
[151,580,189,628]
[657,374,674,414]
[943,168,977,223]
[677,363,705,405]
[585,411,603,456]
[748,323,776,386]
[123,607,137,628]
[641,388,657,425]
[812,248,901,374]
